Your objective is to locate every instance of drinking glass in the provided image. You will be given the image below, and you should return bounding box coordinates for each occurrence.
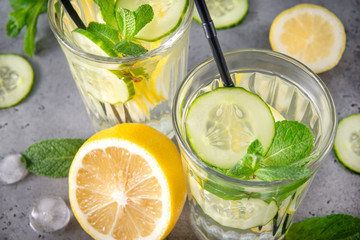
[173,49,336,239]
[48,0,194,137]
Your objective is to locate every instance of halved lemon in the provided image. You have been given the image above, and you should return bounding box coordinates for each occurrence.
[269,4,346,73]
[69,123,186,239]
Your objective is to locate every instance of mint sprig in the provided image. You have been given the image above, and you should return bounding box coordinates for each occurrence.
[21,138,86,177]
[226,121,315,181]
[286,214,360,240]
[6,0,48,56]
[87,3,154,57]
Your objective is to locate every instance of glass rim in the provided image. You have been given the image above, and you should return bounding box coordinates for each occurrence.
[47,0,194,64]
[172,48,337,188]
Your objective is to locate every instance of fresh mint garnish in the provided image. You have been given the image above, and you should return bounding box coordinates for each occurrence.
[255,165,310,181]
[6,0,47,56]
[86,22,120,46]
[286,214,360,240]
[263,120,314,166]
[21,138,86,177]
[88,2,154,57]
[226,140,264,180]
[116,7,136,39]
[113,40,148,57]
[133,4,154,36]
[226,120,315,181]
[93,0,118,31]
[112,5,154,56]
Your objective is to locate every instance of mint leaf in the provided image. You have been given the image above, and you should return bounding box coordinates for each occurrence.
[286,214,360,240]
[133,4,154,36]
[255,165,310,181]
[226,140,264,180]
[116,7,136,39]
[289,152,320,167]
[87,22,120,46]
[93,0,118,30]
[113,40,148,57]
[263,121,314,166]
[21,139,86,177]
[24,0,47,56]
[6,0,47,56]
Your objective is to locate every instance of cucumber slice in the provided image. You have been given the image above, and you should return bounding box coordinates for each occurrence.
[72,28,118,57]
[71,29,135,104]
[193,0,248,29]
[334,113,360,174]
[0,54,34,109]
[116,0,189,41]
[185,87,275,169]
[189,176,278,230]
[83,69,135,104]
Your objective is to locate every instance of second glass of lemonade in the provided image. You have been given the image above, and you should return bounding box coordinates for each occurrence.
[48,0,194,137]
[173,49,336,239]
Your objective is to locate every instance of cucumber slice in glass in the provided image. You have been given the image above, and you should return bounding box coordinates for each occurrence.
[193,0,248,29]
[71,29,135,104]
[83,69,135,104]
[0,54,34,109]
[185,87,275,169]
[189,176,278,230]
[334,113,360,174]
[116,0,189,41]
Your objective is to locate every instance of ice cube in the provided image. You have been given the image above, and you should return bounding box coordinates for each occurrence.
[0,153,29,184]
[29,196,71,233]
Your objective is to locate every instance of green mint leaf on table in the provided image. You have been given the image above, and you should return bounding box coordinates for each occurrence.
[21,139,86,177]
[86,22,120,46]
[285,214,360,240]
[116,7,136,39]
[113,40,148,57]
[133,4,154,36]
[227,140,264,180]
[263,120,314,166]
[93,0,118,30]
[255,166,310,181]
[6,0,47,56]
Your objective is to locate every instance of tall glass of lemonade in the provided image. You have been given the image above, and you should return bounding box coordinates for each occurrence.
[173,49,336,239]
[48,0,193,137]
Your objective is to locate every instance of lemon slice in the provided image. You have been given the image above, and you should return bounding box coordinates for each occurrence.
[69,123,186,239]
[269,4,346,73]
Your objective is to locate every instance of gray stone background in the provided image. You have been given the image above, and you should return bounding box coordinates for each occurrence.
[0,0,359,239]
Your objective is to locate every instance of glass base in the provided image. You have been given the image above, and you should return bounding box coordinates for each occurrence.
[189,200,288,240]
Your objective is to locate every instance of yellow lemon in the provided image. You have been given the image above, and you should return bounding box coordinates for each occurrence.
[269,4,346,73]
[69,123,186,240]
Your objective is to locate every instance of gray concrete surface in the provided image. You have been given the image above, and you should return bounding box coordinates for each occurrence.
[0,0,359,239]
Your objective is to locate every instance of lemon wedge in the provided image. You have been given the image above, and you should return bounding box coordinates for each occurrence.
[269,4,346,73]
[69,123,186,240]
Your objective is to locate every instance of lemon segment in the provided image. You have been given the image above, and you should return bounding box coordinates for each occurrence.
[269,4,346,73]
[69,123,186,240]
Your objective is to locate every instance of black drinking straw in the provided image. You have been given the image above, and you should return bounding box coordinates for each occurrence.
[60,0,86,29]
[194,0,234,87]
